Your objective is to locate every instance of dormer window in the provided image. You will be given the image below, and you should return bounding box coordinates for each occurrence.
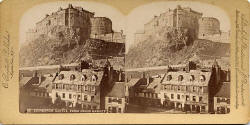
[70,74,76,81]
[178,75,184,81]
[91,75,98,82]
[167,75,172,81]
[81,75,87,81]
[58,74,64,80]
[189,75,195,81]
[200,75,206,82]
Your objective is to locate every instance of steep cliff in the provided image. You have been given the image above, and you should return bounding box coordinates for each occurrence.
[126,28,230,69]
[20,34,125,67]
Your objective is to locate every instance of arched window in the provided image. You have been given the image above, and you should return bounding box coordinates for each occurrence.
[58,74,64,80]
[178,75,184,81]
[70,74,76,81]
[167,75,172,81]
[189,75,195,81]
[200,75,206,82]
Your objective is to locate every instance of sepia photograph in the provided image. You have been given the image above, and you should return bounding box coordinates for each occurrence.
[19,2,126,113]
[125,2,231,114]
[19,1,230,114]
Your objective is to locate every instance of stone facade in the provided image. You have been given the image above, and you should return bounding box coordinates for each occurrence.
[134,5,230,44]
[26,4,124,43]
[143,5,202,37]
[90,17,112,35]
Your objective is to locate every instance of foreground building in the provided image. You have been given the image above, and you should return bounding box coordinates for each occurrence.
[105,82,127,113]
[125,60,230,113]
[51,59,123,110]
[214,82,230,114]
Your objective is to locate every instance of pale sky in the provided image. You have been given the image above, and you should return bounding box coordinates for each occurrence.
[20,1,231,52]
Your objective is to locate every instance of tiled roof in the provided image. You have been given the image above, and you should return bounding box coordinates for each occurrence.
[147,77,162,93]
[39,75,55,93]
[106,82,125,98]
[215,82,230,98]
[19,77,33,87]
[125,78,140,87]
[161,70,212,86]
[53,70,104,86]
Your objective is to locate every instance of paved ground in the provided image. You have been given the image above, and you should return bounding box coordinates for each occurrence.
[126,104,206,114]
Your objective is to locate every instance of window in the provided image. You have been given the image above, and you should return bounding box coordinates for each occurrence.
[178,75,183,81]
[193,86,196,92]
[227,108,230,113]
[93,106,97,109]
[186,95,189,101]
[167,75,172,81]
[217,98,220,103]
[62,93,65,98]
[201,106,205,112]
[108,107,112,112]
[177,94,180,100]
[109,98,112,103]
[171,94,174,99]
[81,75,87,81]
[69,94,72,99]
[164,93,167,98]
[178,86,181,91]
[85,86,88,91]
[200,75,206,82]
[92,86,95,92]
[84,95,87,101]
[55,84,58,89]
[193,96,196,102]
[70,74,76,81]
[91,96,94,102]
[92,75,98,81]
[118,98,122,104]
[199,86,203,93]
[155,94,158,98]
[118,108,122,113]
[58,74,64,80]
[189,75,195,81]
[199,97,203,102]
[56,92,58,98]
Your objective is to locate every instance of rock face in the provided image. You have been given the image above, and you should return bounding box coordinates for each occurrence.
[126,27,230,69]
[20,33,125,67]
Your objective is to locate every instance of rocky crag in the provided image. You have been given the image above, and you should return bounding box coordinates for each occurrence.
[126,26,230,69]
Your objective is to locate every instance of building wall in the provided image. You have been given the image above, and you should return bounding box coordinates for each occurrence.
[90,17,112,35]
[198,17,220,37]
[105,97,126,113]
[159,84,209,112]
[214,97,230,114]
[51,83,100,109]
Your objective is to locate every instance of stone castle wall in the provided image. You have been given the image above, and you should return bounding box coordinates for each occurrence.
[198,17,220,37]
[134,5,229,45]
[198,31,230,43]
[90,31,125,43]
[26,4,123,43]
[143,5,202,38]
[90,17,112,35]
